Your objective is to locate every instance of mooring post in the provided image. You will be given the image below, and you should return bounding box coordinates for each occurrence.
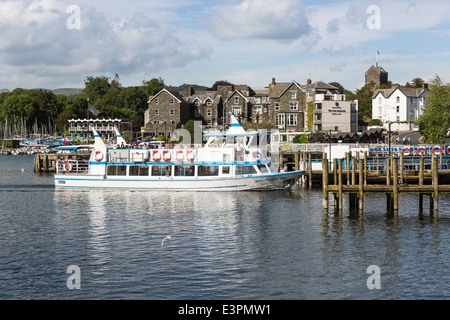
[358,157,364,212]
[308,152,312,188]
[386,157,390,186]
[352,155,356,185]
[393,158,399,212]
[433,155,439,213]
[364,151,368,185]
[400,152,404,184]
[295,152,299,171]
[322,153,329,210]
[333,158,338,185]
[338,158,343,212]
[419,151,424,210]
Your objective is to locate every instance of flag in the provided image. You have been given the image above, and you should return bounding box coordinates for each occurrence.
[377,50,380,55]
[88,100,99,116]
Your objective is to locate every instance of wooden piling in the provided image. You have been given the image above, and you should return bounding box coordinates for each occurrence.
[338,158,343,212]
[433,155,439,212]
[393,158,398,212]
[308,152,312,188]
[322,154,329,210]
[358,157,364,211]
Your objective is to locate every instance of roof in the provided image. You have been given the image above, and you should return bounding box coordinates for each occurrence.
[373,86,428,99]
[303,81,339,91]
[147,88,187,103]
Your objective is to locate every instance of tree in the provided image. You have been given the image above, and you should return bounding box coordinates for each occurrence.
[349,82,377,122]
[142,78,165,98]
[418,75,450,143]
[292,134,309,143]
[0,94,38,128]
[405,78,424,88]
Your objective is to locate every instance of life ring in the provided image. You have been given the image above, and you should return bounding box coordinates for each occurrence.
[402,147,411,154]
[162,150,171,162]
[64,162,72,173]
[152,150,161,161]
[447,146,450,155]
[175,150,184,162]
[186,150,194,161]
[432,146,442,154]
[418,147,427,155]
[95,150,103,162]
[252,151,262,159]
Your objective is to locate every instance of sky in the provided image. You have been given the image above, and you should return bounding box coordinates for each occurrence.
[1,0,450,92]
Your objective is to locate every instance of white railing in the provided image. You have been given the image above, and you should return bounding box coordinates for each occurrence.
[56,160,89,174]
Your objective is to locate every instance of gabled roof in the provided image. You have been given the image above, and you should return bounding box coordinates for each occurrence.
[373,86,428,99]
[303,81,339,91]
[147,88,186,103]
[275,81,305,98]
[225,90,250,104]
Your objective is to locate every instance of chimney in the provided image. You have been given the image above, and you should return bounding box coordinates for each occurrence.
[189,86,195,96]
[307,79,312,85]
[272,78,276,86]
[422,83,428,90]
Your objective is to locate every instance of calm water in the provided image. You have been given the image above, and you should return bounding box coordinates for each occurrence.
[0,154,449,300]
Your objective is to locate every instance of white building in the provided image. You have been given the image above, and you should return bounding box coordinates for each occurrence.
[372,85,428,132]
[305,81,358,133]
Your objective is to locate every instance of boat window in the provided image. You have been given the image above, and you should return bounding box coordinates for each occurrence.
[236,165,257,175]
[257,164,269,173]
[198,165,219,176]
[129,166,149,176]
[151,165,171,176]
[174,165,195,177]
[107,165,127,176]
[222,166,230,174]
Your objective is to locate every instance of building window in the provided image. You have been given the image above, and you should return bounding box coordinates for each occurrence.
[253,106,262,114]
[396,106,400,113]
[274,103,280,111]
[195,109,200,117]
[307,90,313,98]
[170,109,175,115]
[154,109,159,115]
[234,96,239,104]
[232,106,241,115]
[194,100,200,106]
[154,98,159,104]
[206,99,212,106]
[289,102,298,110]
[290,91,297,99]
[255,97,261,104]
[396,96,400,103]
[170,98,174,104]
[287,114,297,126]
[207,108,212,117]
[379,97,382,104]
[276,114,285,126]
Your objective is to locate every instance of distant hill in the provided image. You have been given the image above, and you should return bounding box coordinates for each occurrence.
[0,88,10,93]
[52,88,83,97]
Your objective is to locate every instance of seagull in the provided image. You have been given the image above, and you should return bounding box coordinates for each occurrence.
[21,168,26,172]
[161,236,171,247]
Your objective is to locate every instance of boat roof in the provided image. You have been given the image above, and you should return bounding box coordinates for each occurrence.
[55,145,93,150]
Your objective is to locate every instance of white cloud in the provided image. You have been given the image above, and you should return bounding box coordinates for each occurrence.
[205,0,311,41]
[0,0,210,88]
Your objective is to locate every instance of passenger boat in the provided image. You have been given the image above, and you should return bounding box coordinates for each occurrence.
[54,114,304,191]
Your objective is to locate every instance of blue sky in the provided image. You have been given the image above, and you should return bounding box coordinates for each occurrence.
[1,0,450,92]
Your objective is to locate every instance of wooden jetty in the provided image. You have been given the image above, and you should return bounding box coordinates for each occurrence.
[34,153,58,173]
[319,153,450,214]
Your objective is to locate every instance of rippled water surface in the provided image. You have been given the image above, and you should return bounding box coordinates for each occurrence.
[0,155,449,299]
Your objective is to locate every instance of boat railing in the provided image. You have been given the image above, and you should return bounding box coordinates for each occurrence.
[56,159,90,174]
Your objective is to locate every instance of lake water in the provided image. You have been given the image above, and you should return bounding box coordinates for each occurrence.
[0,154,449,300]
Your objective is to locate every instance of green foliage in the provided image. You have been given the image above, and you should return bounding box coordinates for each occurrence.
[418,75,450,143]
[350,82,377,122]
[368,119,381,126]
[292,134,309,143]
[142,78,165,98]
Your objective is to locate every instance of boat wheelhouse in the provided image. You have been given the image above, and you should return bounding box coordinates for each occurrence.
[54,114,304,191]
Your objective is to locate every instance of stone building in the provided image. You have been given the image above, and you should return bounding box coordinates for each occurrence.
[365,64,389,88]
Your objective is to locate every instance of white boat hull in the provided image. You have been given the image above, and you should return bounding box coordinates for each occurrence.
[54,171,303,191]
